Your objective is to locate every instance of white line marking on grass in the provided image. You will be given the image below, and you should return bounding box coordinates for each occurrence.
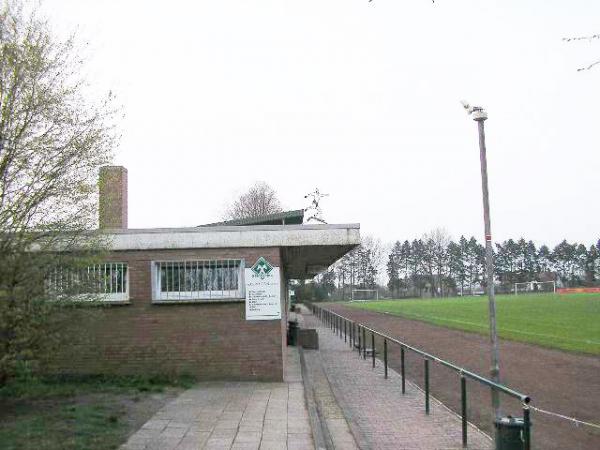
[382,311,600,346]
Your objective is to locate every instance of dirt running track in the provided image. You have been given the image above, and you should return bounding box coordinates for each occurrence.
[326,304,600,450]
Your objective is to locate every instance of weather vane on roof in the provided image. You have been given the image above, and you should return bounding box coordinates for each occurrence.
[304,188,329,224]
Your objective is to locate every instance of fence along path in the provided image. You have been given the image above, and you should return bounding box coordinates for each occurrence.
[300,306,493,450]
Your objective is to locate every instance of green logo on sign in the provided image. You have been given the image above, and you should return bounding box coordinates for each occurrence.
[251,257,273,279]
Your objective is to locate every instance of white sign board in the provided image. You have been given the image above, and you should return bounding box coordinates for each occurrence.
[245,257,281,321]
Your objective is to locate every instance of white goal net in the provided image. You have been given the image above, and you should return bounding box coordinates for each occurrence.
[514,281,556,295]
[351,289,379,301]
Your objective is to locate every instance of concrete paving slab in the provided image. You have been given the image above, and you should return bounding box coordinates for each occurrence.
[121,347,314,450]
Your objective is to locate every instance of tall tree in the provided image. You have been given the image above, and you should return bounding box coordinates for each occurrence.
[466,237,485,293]
[0,1,118,382]
[426,228,451,297]
[495,239,519,290]
[585,245,599,285]
[410,239,427,296]
[537,245,553,274]
[387,241,401,297]
[447,237,467,295]
[552,240,578,287]
[515,238,538,283]
[224,181,282,220]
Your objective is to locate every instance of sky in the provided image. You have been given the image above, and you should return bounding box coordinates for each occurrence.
[44,0,600,248]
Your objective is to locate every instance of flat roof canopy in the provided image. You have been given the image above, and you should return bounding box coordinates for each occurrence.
[105,223,360,279]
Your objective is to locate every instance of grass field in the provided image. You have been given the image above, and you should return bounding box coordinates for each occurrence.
[0,375,191,450]
[346,293,600,354]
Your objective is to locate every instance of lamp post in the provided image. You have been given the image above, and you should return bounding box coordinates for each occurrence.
[462,101,501,420]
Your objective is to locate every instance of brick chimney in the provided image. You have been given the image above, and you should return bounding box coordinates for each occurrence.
[99,166,128,229]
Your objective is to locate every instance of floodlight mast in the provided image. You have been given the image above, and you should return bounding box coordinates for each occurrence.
[462,101,501,422]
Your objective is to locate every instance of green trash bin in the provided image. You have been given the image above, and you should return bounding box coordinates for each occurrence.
[495,416,529,450]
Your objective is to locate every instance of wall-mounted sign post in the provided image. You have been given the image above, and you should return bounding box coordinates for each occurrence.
[245,257,281,320]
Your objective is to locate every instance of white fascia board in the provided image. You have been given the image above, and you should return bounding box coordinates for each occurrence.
[105,224,360,251]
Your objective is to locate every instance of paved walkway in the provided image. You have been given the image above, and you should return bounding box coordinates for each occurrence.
[301,308,493,450]
[121,348,314,450]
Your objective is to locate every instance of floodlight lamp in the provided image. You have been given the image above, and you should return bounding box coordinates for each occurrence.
[471,107,488,121]
[461,100,487,121]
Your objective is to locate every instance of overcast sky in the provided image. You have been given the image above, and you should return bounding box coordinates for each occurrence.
[45,0,599,247]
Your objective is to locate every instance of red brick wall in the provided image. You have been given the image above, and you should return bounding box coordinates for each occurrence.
[54,247,285,381]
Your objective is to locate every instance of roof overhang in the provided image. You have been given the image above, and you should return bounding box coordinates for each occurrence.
[104,224,360,279]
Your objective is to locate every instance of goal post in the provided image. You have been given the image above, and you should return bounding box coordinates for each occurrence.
[513,281,556,295]
[351,289,379,301]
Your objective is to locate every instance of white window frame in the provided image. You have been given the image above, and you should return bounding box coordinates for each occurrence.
[152,259,245,302]
[47,262,129,302]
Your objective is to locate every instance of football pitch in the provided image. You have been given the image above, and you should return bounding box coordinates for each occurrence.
[346,293,600,354]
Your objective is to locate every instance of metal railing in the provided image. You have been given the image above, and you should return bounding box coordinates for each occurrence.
[308,303,532,450]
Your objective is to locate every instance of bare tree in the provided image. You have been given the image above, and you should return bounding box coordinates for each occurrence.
[0,1,118,382]
[563,34,600,71]
[334,235,384,295]
[224,181,283,220]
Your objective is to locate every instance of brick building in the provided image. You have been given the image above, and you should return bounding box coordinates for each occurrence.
[55,166,359,381]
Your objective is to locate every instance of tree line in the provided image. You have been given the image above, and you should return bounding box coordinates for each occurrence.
[299,230,600,301]
[389,232,600,297]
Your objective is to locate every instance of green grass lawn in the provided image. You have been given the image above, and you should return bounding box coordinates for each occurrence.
[0,375,192,450]
[346,293,600,355]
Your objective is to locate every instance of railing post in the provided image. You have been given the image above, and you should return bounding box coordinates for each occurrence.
[362,327,366,359]
[344,319,347,342]
[461,375,467,448]
[358,325,361,356]
[424,359,430,415]
[401,346,406,394]
[371,332,375,368]
[384,339,388,379]
[523,403,531,450]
